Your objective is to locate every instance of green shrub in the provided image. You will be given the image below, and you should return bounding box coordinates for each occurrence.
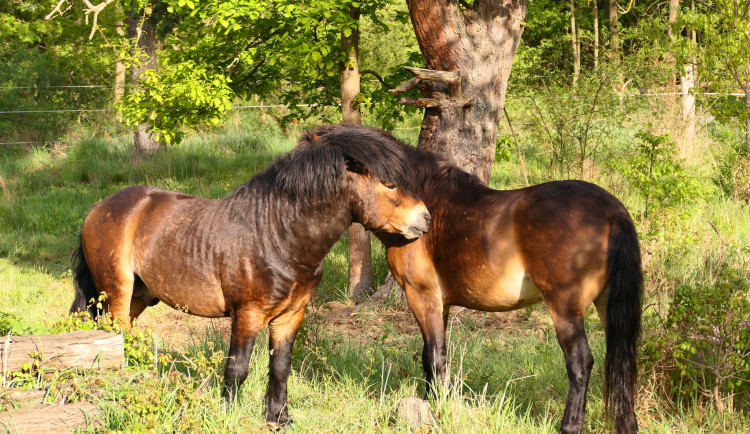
[643,250,750,412]
[620,130,708,218]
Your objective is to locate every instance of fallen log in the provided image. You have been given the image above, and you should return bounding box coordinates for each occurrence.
[1,330,124,375]
[0,402,100,433]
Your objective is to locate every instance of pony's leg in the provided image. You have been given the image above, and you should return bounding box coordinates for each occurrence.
[265,308,305,425]
[593,287,609,330]
[405,285,448,399]
[97,276,135,324]
[548,310,594,434]
[224,308,261,403]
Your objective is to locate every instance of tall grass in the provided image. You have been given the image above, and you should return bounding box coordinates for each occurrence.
[1,112,749,431]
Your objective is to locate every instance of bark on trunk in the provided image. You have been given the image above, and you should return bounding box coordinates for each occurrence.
[593,0,599,68]
[405,0,528,184]
[680,4,697,156]
[126,9,159,155]
[667,0,679,108]
[340,5,374,302]
[745,74,750,156]
[571,0,580,87]
[114,18,126,105]
[680,62,696,154]
[608,0,619,53]
[1,331,124,374]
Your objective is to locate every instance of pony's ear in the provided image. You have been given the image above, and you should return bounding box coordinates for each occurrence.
[345,157,369,175]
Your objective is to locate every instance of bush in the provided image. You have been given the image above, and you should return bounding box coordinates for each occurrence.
[643,250,750,412]
[620,130,708,218]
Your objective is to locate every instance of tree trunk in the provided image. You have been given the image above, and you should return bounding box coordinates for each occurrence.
[126,9,159,155]
[571,0,580,87]
[680,63,696,154]
[114,18,126,106]
[1,331,124,374]
[593,0,599,68]
[680,2,697,156]
[667,0,679,108]
[746,65,750,156]
[340,5,374,302]
[404,0,528,183]
[608,0,619,54]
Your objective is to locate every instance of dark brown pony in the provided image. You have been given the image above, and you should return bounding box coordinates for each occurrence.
[310,125,642,434]
[70,126,431,424]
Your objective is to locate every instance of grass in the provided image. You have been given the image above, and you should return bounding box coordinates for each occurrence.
[1,117,750,432]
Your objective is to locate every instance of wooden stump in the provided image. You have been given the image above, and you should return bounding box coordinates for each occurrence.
[1,330,124,376]
[0,402,100,433]
[394,397,434,429]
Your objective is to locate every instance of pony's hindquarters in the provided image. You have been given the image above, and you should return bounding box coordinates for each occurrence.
[603,214,643,433]
[77,186,155,322]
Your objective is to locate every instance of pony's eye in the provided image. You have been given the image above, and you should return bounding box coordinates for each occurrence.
[385,184,397,190]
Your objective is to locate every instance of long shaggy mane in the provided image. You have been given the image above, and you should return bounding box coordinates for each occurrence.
[230,124,424,202]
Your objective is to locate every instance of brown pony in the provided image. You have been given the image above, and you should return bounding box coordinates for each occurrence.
[70,126,431,424]
[310,125,642,434]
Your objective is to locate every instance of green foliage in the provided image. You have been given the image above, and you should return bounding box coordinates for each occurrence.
[620,130,707,217]
[495,134,514,162]
[678,0,750,125]
[112,0,402,142]
[119,61,233,144]
[643,250,750,410]
[0,0,116,143]
[0,311,30,335]
[521,71,630,179]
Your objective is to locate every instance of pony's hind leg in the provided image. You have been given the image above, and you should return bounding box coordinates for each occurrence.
[265,308,305,425]
[548,310,594,434]
[224,308,262,403]
[129,276,158,321]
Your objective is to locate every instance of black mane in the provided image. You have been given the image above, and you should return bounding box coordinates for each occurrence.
[228,124,422,202]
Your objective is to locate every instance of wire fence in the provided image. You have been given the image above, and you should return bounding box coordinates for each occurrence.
[1,84,746,146]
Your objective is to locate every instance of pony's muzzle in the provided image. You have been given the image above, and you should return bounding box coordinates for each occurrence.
[402,209,431,239]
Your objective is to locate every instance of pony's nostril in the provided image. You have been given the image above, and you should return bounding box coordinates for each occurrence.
[423,212,432,224]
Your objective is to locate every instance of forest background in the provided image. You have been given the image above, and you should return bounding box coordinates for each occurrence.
[1,0,750,431]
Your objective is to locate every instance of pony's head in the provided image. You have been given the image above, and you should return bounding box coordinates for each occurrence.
[294,124,431,239]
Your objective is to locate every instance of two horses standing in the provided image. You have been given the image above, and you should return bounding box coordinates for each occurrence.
[71,124,641,433]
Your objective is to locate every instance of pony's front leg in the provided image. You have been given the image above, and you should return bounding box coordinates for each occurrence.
[224,308,261,403]
[405,285,449,399]
[265,307,305,425]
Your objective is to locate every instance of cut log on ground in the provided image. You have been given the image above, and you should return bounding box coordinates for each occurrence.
[0,389,47,407]
[0,402,100,433]
[1,330,124,375]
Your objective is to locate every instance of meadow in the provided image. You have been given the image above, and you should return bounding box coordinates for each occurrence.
[1,107,749,432]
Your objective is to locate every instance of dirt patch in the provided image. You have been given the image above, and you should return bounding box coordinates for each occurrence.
[135,301,553,352]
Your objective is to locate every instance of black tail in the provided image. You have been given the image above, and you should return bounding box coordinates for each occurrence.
[604,214,643,433]
[71,236,99,319]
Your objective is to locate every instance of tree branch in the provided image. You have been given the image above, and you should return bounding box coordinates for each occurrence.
[360,69,392,89]
[45,0,72,21]
[400,97,439,107]
[404,66,460,85]
[47,0,116,40]
[390,77,421,95]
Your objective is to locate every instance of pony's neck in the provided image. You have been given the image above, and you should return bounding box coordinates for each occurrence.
[280,196,353,268]
[227,184,353,270]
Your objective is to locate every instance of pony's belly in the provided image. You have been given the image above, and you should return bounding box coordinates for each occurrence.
[454,270,543,312]
[145,279,227,318]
